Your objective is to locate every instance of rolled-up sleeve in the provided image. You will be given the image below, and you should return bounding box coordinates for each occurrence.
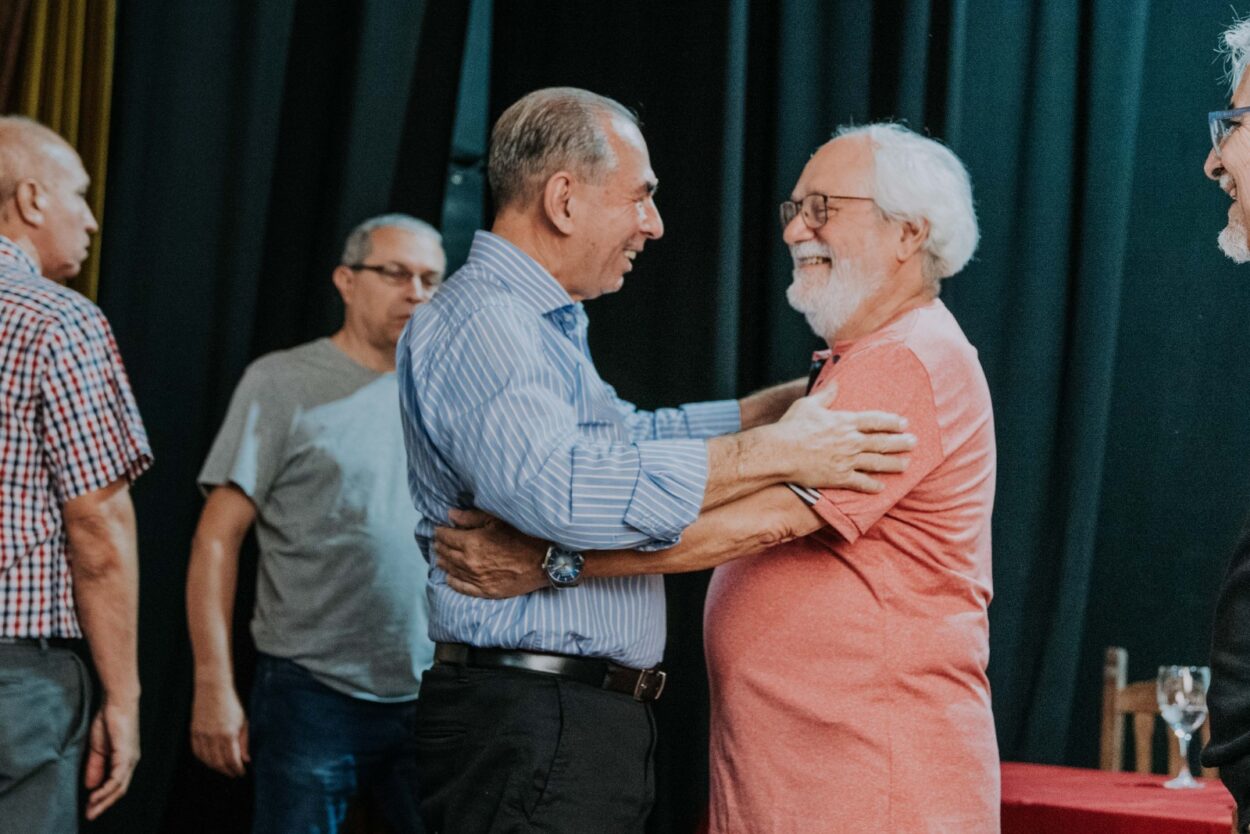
[617,396,741,441]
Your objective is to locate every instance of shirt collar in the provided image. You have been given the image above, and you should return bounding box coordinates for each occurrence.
[466,230,578,316]
[0,236,39,277]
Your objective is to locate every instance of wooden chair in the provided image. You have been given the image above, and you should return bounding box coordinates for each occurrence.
[1099,646,1214,777]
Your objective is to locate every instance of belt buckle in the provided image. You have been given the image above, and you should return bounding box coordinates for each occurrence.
[634,669,666,702]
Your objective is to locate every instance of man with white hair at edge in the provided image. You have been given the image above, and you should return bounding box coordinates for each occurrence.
[434,122,998,832]
[1202,14,1250,831]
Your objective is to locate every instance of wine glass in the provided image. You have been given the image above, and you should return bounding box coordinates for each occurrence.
[1156,665,1211,789]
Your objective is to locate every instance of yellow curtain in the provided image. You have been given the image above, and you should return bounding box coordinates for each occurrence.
[1,0,116,300]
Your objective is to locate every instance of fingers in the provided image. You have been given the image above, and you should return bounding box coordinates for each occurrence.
[191,735,244,777]
[857,431,916,454]
[433,525,468,551]
[853,452,910,474]
[846,410,909,433]
[85,766,130,820]
[444,573,488,598]
[447,507,494,529]
[85,756,133,820]
[83,712,108,789]
[838,472,885,494]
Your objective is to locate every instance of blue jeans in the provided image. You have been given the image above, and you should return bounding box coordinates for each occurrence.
[249,653,424,834]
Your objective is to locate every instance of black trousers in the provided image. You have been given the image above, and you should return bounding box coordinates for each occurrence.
[413,663,656,834]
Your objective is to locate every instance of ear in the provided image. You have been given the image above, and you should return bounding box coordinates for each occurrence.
[542,171,577,235]
[895,217,930,263]
[12,180,45,227]
[331,264,354,304]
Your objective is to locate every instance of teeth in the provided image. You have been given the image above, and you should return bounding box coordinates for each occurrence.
[624,251,636,260]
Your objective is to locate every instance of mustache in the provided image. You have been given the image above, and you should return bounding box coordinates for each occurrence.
[1221,173,1235,194]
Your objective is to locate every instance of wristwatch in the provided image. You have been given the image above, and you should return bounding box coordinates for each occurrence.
[541,546,585,589]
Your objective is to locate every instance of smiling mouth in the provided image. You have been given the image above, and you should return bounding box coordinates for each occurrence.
[796,256,831,267]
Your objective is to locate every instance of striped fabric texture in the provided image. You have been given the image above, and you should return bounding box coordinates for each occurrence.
[0,237,152,637]
[398,231,739,668]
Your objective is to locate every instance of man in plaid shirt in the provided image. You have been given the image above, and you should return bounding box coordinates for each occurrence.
[0,116,152,831]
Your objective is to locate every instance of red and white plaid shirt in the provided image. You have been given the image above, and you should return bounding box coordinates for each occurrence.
[0,236,152,637]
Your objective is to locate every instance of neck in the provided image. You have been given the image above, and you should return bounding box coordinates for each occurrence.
[0,227,44,275]
[491,210,578,301]
[832,262,934,343]
[330,326,395,372]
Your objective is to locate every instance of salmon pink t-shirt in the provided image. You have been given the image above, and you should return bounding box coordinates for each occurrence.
[704,299,998,834]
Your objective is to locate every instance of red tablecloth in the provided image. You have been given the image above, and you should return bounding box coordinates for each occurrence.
[1002,762,1236,834]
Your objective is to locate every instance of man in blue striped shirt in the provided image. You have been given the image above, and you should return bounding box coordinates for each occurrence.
[398,87,913,833]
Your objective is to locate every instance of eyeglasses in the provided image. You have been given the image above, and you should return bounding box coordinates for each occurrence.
[346,263,441,287]
[779,193,875,231]
[1209,106,1250,158]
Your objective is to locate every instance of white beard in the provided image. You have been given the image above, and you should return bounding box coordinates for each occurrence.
[1219,209,1250,263]
[786,242,884,342]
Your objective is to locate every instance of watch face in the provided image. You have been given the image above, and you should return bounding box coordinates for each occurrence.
[545,548,584,586]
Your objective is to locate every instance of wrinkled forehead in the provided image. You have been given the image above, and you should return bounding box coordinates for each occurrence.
[793,135,875,198]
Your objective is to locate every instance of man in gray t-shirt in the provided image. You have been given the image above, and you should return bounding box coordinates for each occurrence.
[186,214,446,834]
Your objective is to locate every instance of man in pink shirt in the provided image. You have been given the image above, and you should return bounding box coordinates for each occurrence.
[433,123,996,833]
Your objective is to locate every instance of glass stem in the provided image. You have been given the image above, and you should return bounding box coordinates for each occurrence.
[1177,731,1191,778]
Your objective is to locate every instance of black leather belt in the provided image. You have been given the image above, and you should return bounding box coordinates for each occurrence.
[434,642,667,702]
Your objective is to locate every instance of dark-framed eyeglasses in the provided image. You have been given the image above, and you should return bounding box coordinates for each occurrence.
[346,262,440,287]
[1210,106,1250,158]
[779,193,875,231]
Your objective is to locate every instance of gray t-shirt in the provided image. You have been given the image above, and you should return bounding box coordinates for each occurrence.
[199,338,431,701]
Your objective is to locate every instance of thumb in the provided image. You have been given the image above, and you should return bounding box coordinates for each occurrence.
[807,379,839,408]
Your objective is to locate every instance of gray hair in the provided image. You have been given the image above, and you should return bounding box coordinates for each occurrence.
[487,87,639,210]
[340,213,440,265]
[1221,15,1250,94]
[836,123,979,288]
[0,115,75,202]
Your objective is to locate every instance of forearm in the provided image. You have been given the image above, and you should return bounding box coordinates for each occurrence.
[738,378,806,430]
[702,428,791,510]
[586,485,824,577]
[186,535,241,691]
[66,486,140,703]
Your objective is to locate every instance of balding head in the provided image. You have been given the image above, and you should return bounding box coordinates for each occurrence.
[0,116,97,281]
[0,116,77,201]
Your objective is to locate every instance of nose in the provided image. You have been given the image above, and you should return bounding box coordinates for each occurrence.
[85,206,99,234]
[641,198,664,240]
[782,212,813,246]
[1205,146,1225,182]
[408,277,435,304]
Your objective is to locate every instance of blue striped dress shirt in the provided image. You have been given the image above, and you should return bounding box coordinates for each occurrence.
[397,231,741,668]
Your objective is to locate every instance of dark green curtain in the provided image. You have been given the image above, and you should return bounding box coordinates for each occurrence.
[92,2,468,830]
[87,0,1250,832]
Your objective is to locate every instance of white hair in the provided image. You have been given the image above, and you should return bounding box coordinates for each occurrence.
[835,123,979,285]
[1221,15,1250,94]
